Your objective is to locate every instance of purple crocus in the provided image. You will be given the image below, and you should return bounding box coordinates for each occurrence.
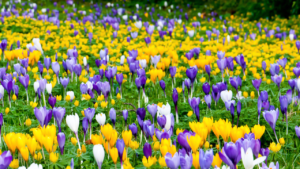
[260,148,270,163]
[34,106,52,127]
[82,117,89,142]
[143,142,152,159]
[109,108,116,128]
[172,88,179,123]
[100,82,110,101]
[205,65,211,82]
[263,108,279,143]
[252,79,262,95]
[270,64,280,76]
[199,149,214,169]
[186,67,197,87]
[165,152,180,169]
[48,96,56,109]
[147,104,157,123]
[129,123,138,139]
[219,141,242,169]
[53,107,66,132]
[157,115,166,129]
[57,132,66,155]
[217,59,227,82]
[271,74,282,92]
[116,139,125,166]
[188,97,200,121]
[0,151,12,169]
[159,80,166,97]
[122,110,128,127]
[202,82,210,95]
[296,41,300,53]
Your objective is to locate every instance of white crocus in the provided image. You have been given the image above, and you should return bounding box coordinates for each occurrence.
[122,15,128,21]
[83,57,87,66]
[297,78,300,90]
[46,83,52,95]
[139,59,147,69]
[96,113,106,126]
[0,85,4,98]
[93,144,105,169]
[157,103,171,116]
[164,1,168,7]
[227,35,231,44]
[41,8,47,13]
[221,90,233,103]
[134,21,142,29]
[236,91,244,100]
[136,4,139,9]
[86,81,93,90]
[32,38,44,54]
[146,7,150,11]
[289,33,294,41]
[198,12,201,17]
[188,30,195,37]
[66,91,75,101]
[133,15,137,21]
[157,20,164,28]
[120,55,125,65]
[170,5,174,9]
[66,113,81,150]
[177,19,182,25]
[241,147,266,169]
[34,81,39,93]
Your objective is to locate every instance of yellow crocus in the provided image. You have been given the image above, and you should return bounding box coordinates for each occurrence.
[49,152,59,163]
[129,141,139,150]
[158,156,167,167]
[211,153,222,168]
[192,152,200,169]
[142,156,156,168]
[101,124,113,141]
[251,124,265,139]
[20,147,29,162]
[230,126,244,143]
[27,137,37,156]
[91,134,103,145]
[269,142,281,153]
[187,134,202,152]
[9,159,19,169]
[122,130,132,147]
[44,136,53,153]
[110,147,118,164]
[109,130,118,147]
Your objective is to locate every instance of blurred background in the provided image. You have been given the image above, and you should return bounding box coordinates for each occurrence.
[52,0,300,20]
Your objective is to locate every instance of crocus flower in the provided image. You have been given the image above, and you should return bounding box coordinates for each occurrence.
[179,152,193,169]
[199,149,214,169]
[0,151,13,168]
[116,139,125,166]
[66,113,81,150]
[252,79,262,95]
[261,162,279,169]
[157,115,166,129]
[202,82,210,95]
[82,117,89,142]
[260,148,270,163]
[96,113,106,126]
[129,123,138,139]
[271,74,282,92]
[221,90,233,103]
[205,65,211,82]
[52,107,66,132]
[143,142,152,159]
[217,59,227,82]
[100,82,110,101]
[241,148,266,169]
[109,108,116,128]
[93,144,105,169]
[159,80,166,97]
[219,141,242,169]
[188,97,200,121]
[270,64,280,76]
[34,106,52,127]
[186,67,197,88]
[147,104,157,123]
[263,108,279,143]
[172,88,179,123]
[57,132,65,155]
[165,152,180,169]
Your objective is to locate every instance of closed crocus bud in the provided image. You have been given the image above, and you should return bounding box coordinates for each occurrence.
[129,123,138,139]
[66,113,80,134]
[57,132,66,155]
[34,81,40,93]
[46,83,52,95]
[202,82,210,95]
[157,115,166,128]
[120,55,125,65]
[82,117,89,141]
[53,107,65,132]
[48,96,56,109]
[93,144,105,169]
[96,113,106,126]
[109,108,116,128]
[122,110,128,125]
